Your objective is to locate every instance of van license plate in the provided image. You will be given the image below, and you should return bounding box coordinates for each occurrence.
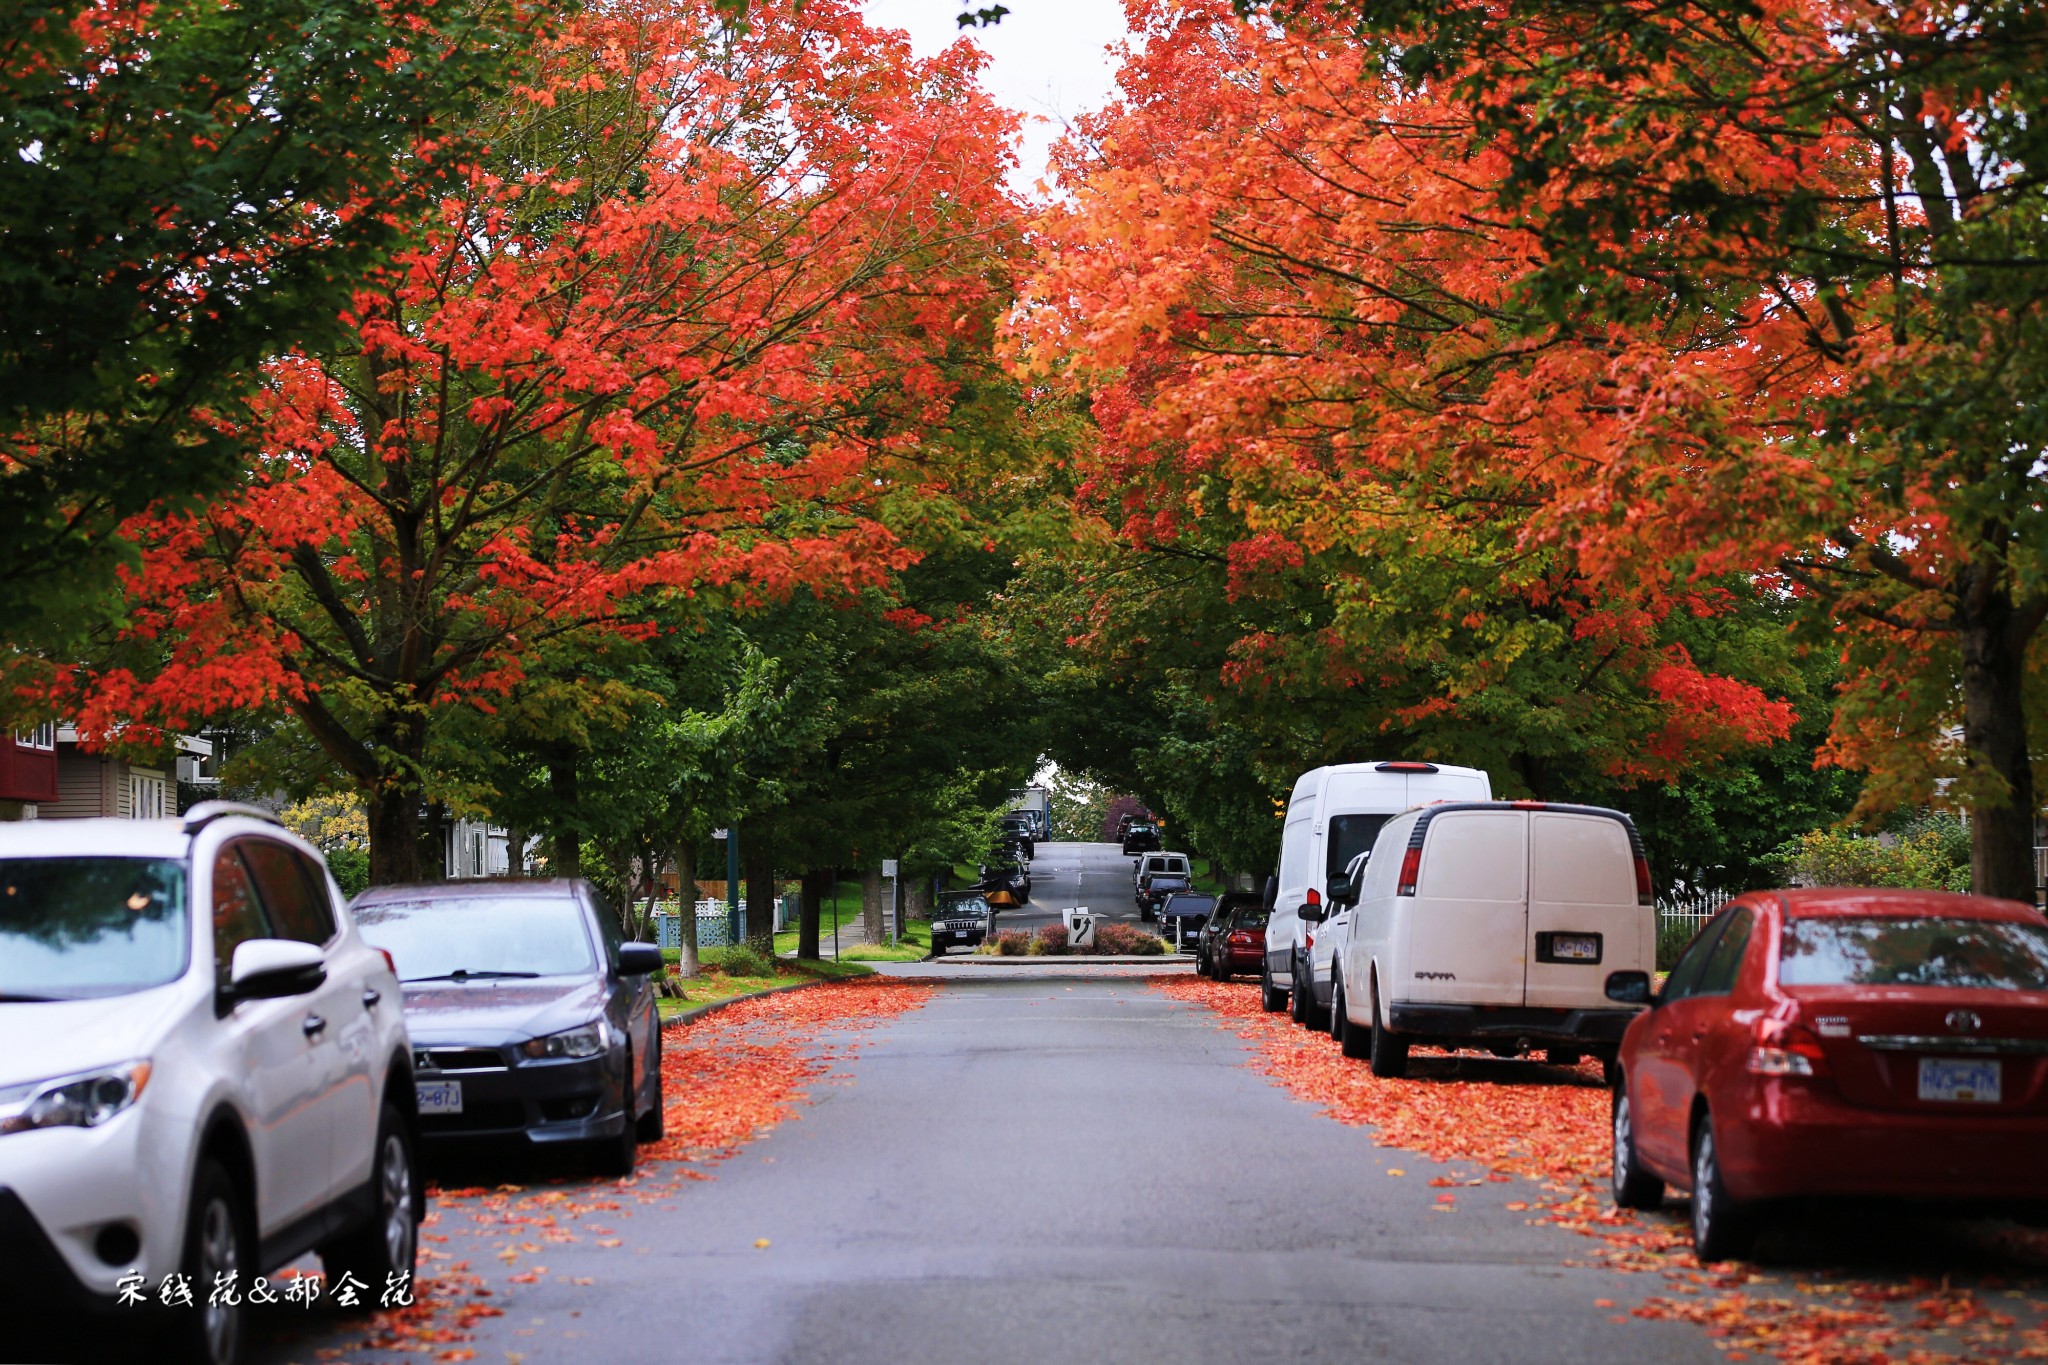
[417,1081,464,1115]
[1550,934,1601,961]
[1918,1058,1999,1104]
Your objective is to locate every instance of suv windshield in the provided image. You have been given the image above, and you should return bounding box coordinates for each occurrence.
[940,897,989,918]
[0,857,190,1000]
[354,897,596,980]
[1780,915,2048,991]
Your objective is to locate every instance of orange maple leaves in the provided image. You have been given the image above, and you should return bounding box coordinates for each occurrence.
[1157,974,2048,1363]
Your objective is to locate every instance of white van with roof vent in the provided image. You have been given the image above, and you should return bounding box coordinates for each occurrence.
[1326,800,1655,1076]
[1261,761,1491,1024]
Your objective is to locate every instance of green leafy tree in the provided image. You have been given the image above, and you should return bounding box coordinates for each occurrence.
[0,0,529,645]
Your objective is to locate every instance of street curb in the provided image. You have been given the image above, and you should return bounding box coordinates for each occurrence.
[658,978,825,1031]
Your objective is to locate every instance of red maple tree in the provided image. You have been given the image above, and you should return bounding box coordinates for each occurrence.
[45,0,1020,879]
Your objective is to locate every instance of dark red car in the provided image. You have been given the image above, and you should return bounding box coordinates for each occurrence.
[1607,888,2048,1261]
[1204,904,1270,981]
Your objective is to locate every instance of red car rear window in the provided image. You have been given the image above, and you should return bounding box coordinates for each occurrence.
[1779,915,2048,990]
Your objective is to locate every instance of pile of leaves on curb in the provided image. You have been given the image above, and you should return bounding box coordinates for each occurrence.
[1152,974,2048,1364]
[302,978,932,1362]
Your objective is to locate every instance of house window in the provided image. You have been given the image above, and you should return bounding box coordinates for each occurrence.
[14,723,55,751]
[129,771,169,820]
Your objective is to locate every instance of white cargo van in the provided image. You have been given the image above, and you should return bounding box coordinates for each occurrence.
[1262,761,1491,1023]
[1328,801,1654,1076]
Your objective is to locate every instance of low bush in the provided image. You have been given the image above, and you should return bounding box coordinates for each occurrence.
[1094,921,1166,955]
[711,943,777,978]
[1770,813,1970,894]
[1029,924,1070,955]
[991,929,1032,956]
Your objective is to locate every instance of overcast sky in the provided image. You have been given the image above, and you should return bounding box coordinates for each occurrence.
[861,0,1131,195]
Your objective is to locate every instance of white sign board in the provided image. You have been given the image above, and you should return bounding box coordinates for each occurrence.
[882,859,898,878]
[1062,906,1096,949]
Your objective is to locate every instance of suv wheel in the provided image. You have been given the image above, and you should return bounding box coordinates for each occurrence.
[319,1102,419,1304]
[178,1159,249,1365]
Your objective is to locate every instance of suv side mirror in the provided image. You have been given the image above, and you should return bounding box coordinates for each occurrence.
[618,942,665,976]
[229,939,326,1000]
[1604,970,1653,1006]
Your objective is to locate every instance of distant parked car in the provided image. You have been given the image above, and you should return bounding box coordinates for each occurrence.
[1607,888,2048,1262]
[998,815,1037,860]
[350,880,665,1178]
[1158,891,1215,952]
[1328,801,1654,1077]
[930,893,993,956]
[0,804,417,1365]
[1198,898,1268,980]
[1133,851,1191,891]
[979,860,1031,908]
[1122,822,1162,854]
[1137,872,1190,920]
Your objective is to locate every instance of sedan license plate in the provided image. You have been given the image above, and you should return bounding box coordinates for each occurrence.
[416,1080,464,1115]
[1919,1057,2000,1104]
[1550,934,1601,962]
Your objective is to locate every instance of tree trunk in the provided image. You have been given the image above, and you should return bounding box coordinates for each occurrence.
[671,836,699,979]
[905,874,932,924]
[797,868,826,960]
[366,787,427,885]
[1960,602,2038,901]
[860,865,885,944]
[549,755,581,879]
[504,826,529,876]
[743,824,775,951]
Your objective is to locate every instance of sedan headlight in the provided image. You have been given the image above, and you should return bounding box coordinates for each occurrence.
[521,1021,609,1060]
[0,1061,152,1136]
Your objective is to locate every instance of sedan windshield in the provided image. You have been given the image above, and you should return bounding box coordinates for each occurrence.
[0,857,189,1000]
[1780,915,2048,991]
[354,897,596,980]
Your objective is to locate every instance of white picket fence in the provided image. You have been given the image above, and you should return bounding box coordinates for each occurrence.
[1654,888,1732,960]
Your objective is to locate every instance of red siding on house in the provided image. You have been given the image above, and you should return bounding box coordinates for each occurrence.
[0,738,58,804]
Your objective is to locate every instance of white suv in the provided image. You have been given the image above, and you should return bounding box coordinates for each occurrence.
[0,803,418,1365]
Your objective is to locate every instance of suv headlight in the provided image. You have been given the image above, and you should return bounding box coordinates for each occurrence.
[521,1021,609,1060]
[0,1061,152,1136]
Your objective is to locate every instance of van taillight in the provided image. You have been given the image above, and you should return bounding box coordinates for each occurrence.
[1633,855,1653,906]
[1396,847,1422,897]
[1305,887,1321,909]
[1376,761,1439,774]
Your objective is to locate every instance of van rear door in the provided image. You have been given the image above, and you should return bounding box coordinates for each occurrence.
[1525,811,1647,1008]
[1402,809,1528,1005]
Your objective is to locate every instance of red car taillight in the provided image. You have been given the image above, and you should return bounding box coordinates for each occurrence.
[1747,1018,1829,1077]
[1229,931,1257,945]
[1396,847,1422,897]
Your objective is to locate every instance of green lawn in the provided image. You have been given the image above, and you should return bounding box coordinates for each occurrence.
[770,878,866,956]
[655,946,873,1019]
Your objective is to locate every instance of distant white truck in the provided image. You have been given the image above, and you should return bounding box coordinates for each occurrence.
[1007,786,1051,840]
[1262,761,1492,1022]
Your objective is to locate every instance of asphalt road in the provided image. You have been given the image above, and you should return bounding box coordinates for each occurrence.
[216,850,1720,1365]
[977,839,1172,939]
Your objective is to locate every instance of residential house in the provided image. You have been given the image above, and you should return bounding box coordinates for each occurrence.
[0,724,60,819]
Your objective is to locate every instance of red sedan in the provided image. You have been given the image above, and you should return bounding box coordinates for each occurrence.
[1606,888,2048,1260]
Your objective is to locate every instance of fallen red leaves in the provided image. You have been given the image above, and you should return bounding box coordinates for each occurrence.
[1154,974,2048,1364]
[300,977,930,1361]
